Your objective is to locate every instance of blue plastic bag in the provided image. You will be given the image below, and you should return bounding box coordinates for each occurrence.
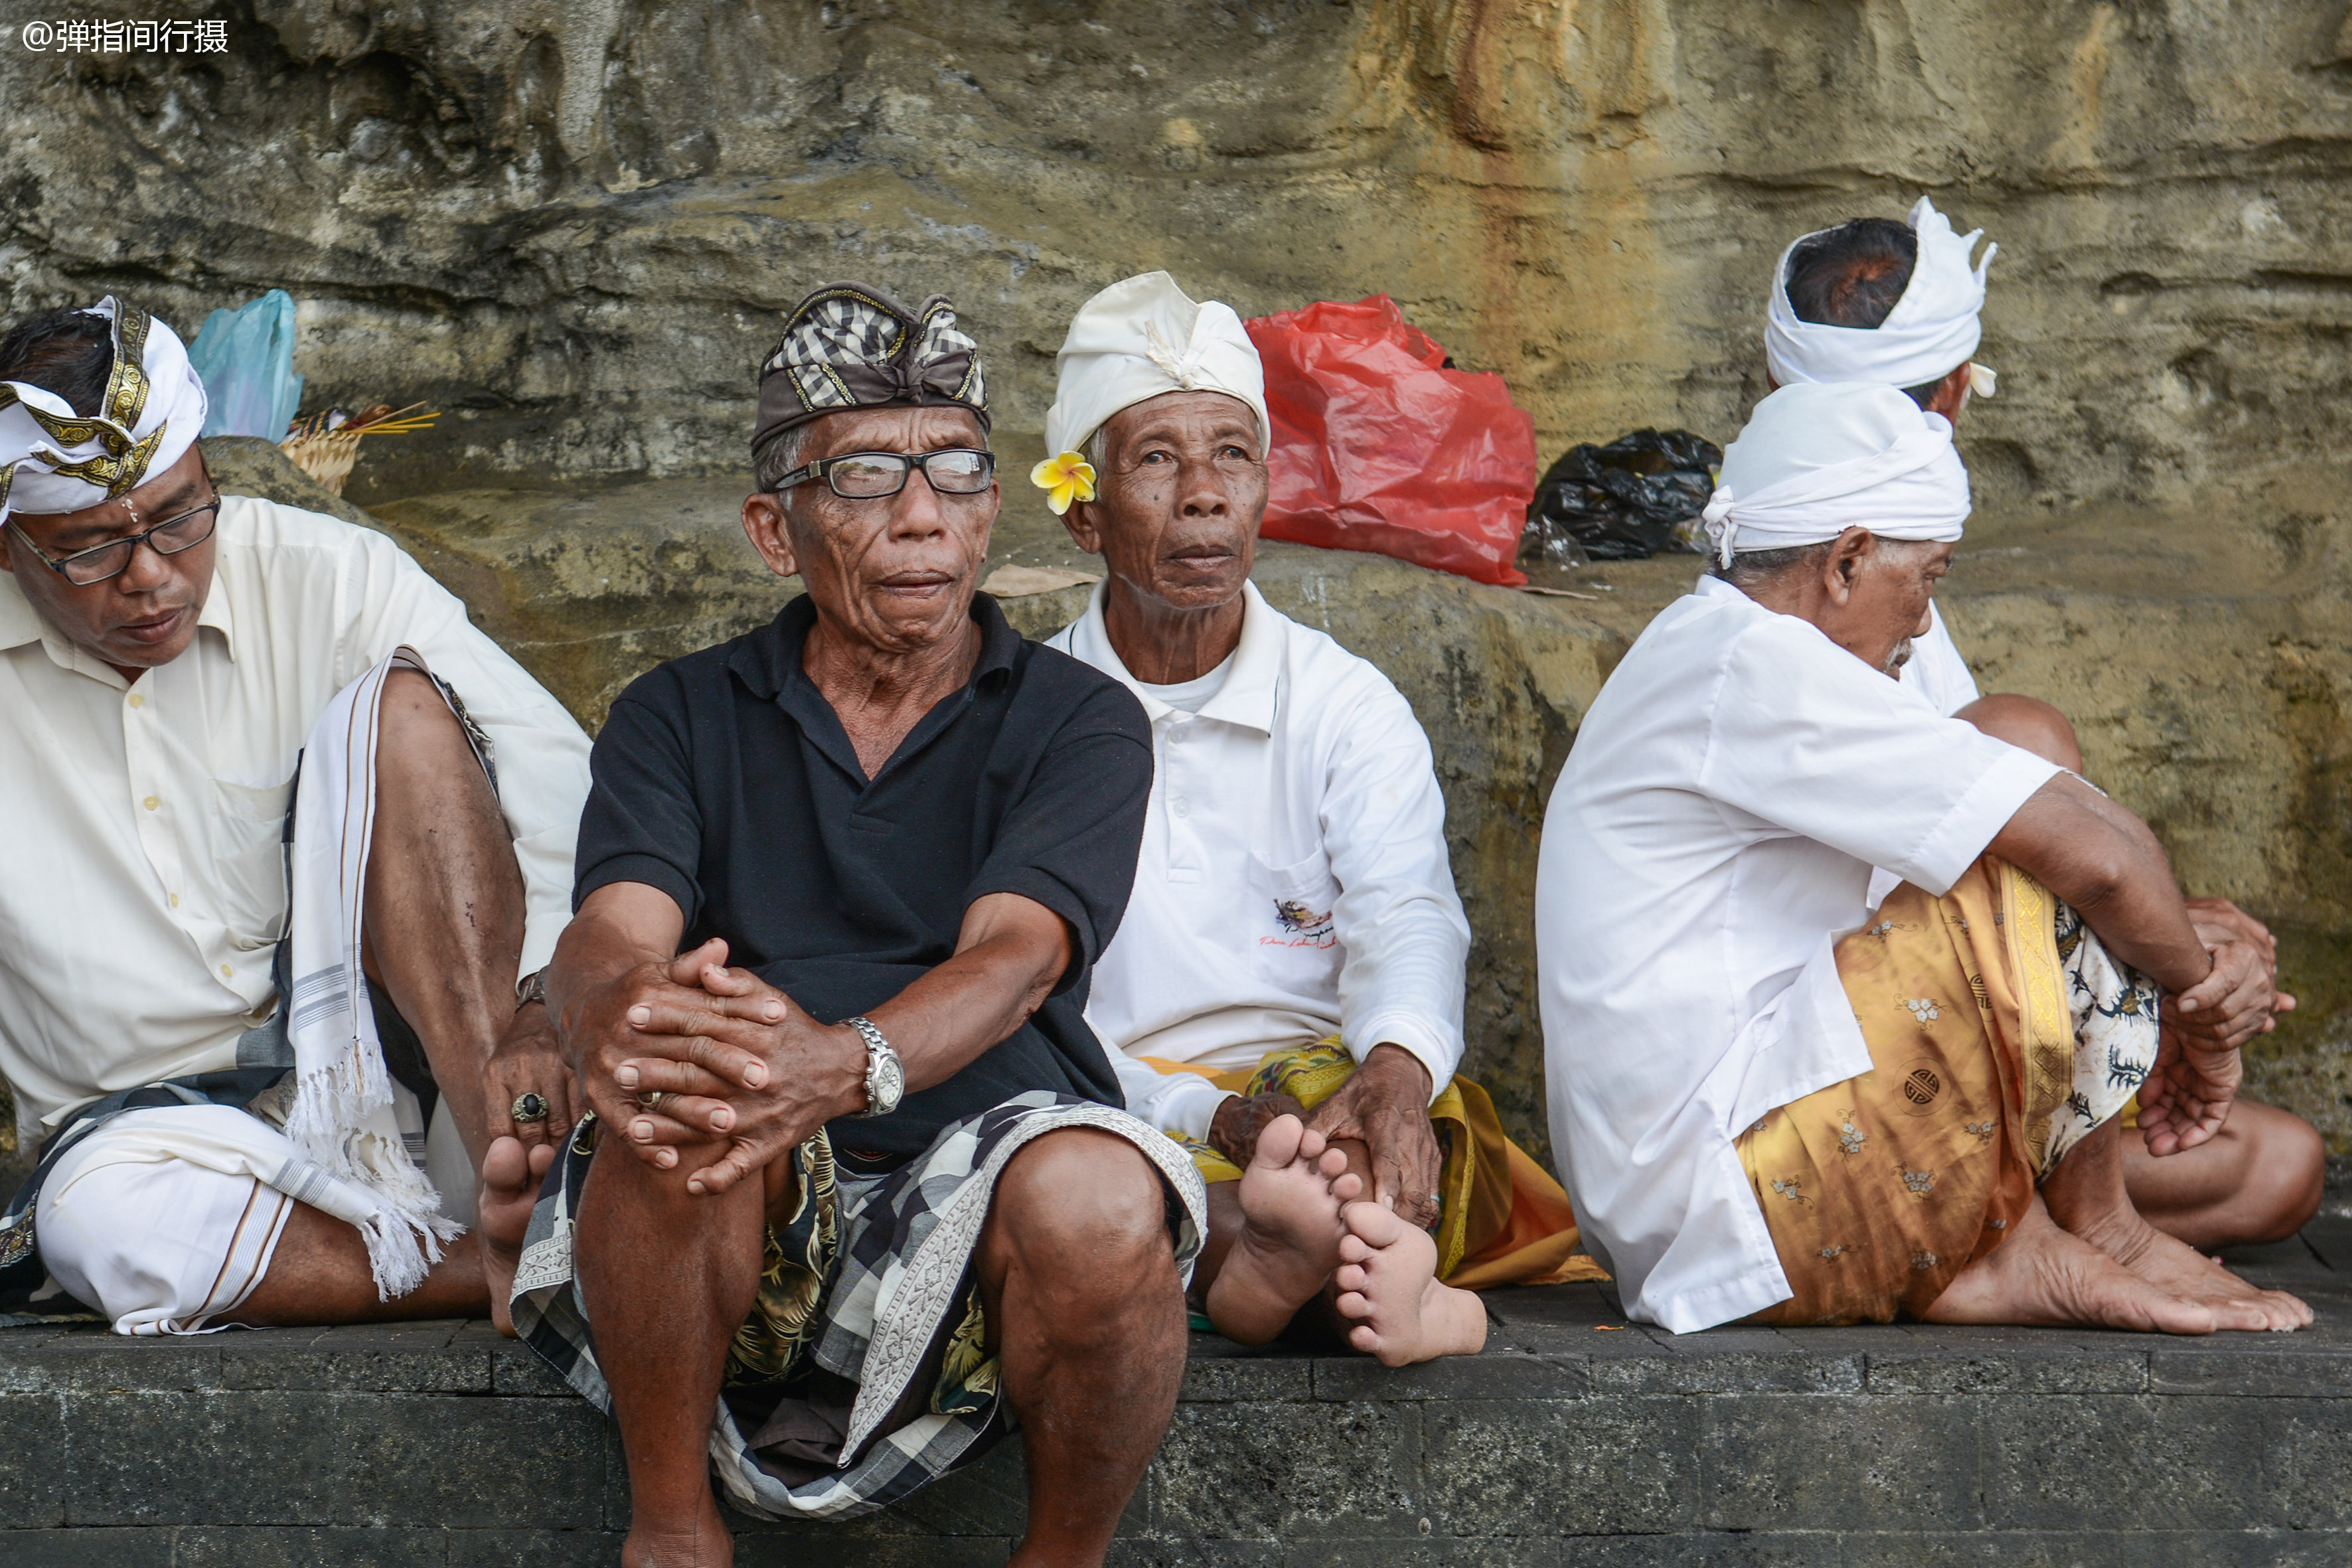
[187,290,303,439]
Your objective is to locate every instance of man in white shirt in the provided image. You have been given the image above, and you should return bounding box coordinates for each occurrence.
[1539,381,2305,1335]
[1764,202,2323,1249]
[1038,272,1566,1366]
[0,300,591,1334]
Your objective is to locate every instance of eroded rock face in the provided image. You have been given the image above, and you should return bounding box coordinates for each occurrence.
[5,2,2349,513]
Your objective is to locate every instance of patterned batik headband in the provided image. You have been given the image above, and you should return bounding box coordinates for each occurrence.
[751,282,989,455]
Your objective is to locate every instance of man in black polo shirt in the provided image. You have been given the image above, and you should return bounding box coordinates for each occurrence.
[485,283,1208,1567]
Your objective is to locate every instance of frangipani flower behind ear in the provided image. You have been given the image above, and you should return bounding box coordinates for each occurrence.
[1030,450,1097,515]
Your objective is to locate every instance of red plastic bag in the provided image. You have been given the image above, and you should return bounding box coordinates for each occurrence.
[1244,295,1535,588]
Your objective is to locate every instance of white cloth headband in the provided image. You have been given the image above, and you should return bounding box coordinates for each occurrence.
[1764,197,1997,396]
[0,297,208,526]
[1044,271,1269,459]
[1701,382,1970,568]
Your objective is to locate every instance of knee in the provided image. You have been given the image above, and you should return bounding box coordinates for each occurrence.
[376,668,471,759]
[1956,693,2084,773]
[991,1129,1171,1275]
[2244,1107,2325,1241]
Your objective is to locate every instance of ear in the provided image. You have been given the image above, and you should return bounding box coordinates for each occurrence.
[1822,527,1874,607]
[1926,364,1971,420]
[1060,493,1105,556]
[740,491,800,580]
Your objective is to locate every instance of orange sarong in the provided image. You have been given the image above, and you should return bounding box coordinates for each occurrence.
[1736,856,2080,1325]
[1138,1041,1608,1288]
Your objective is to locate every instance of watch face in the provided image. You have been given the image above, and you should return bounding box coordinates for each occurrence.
[873,1054,905,1111]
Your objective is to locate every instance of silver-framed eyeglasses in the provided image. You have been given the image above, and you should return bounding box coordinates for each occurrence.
[773,448,996,501]
[11,494,222,586]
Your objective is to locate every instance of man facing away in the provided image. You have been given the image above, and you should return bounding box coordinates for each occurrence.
[0,299,591,1334]
[1036,272,1582,1368]
[1762,199,2323,1248]
[1538,381,2306,1335]
[486,281,1205,1568]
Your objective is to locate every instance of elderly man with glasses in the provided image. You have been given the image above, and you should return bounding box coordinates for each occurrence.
[0,300,593,1336]
[487,281,1202,1567]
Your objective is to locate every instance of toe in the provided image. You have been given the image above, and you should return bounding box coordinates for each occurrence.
[1343,1199,1405,1246]
[1255,1113,1305,1170]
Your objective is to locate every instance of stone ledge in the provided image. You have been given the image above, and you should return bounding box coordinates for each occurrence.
[6,1227,2349,1564]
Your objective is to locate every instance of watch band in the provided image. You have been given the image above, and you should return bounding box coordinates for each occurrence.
[514,967,548,1011]
[843,1015,903,1119]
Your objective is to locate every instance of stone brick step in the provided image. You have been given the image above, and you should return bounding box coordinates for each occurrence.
[8,1225,2352,1564]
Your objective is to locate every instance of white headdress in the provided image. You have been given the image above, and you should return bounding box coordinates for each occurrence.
[0,297,208,527]
[1700,382,1970,568]
[1764,198,1999,398]
[1044,272,1269,460]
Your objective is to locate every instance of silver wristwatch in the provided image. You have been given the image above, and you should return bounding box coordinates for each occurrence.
[843,1016,904,1119]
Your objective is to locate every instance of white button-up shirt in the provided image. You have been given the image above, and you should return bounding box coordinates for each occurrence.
[1536,583,2057,1332]
[0,495,591,1138]
[1048,582,1471,1140]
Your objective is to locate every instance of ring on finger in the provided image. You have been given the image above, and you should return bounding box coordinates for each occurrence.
[510,1092,549,1124]
[636,1090,665,1111]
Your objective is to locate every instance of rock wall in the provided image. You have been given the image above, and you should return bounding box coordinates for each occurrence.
[3,1,2349,508]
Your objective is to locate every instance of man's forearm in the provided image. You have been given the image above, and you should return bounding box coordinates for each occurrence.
[863,927,1063,1094]
[1992,777,2211,992]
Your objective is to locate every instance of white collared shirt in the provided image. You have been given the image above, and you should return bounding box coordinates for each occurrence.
[1048,582,1470,1140]
[1536,583,2057,1332]
[0,495,591,1138]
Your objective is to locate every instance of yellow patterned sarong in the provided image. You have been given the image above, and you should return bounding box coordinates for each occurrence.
[1737,855,2080,1325]
[1138,1039,1607,1288]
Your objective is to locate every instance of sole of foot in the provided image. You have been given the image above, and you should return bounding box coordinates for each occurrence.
[1204,1113,1361,1346]
[1924,1193,2218,1334]
[477,1134,554,1338]
[1331,1200,1488,1366]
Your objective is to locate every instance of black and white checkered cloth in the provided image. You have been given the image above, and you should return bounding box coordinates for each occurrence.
[510,1090,1204,1521]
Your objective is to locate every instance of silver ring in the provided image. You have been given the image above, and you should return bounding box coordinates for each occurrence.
[635,1091,665,1111]
[510,1092,549,1124]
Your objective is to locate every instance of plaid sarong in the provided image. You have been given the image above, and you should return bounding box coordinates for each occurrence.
[510,1090,1206,1522]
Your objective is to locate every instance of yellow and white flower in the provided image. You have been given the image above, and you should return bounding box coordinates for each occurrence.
[1029,450,1097,515]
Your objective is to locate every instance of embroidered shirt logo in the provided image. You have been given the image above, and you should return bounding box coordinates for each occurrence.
[1274,898,1330,933]
[1261,896,1337,951]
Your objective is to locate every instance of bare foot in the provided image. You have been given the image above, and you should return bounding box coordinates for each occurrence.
[1204,1113,1361,1346]
[478,1135,554,1337]
[1924,1193,2217,1334]
[2084,1208,2312,1332]
[1331,1200,1488,1366]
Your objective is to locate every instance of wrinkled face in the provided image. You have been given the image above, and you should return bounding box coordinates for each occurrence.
[740,404,998,655]
[1061,390,1267,615]
[1845,536,1952,676]
[0,441,216,674]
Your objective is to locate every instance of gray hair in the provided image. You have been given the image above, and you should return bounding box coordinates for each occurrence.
[751,423,811,495]
[1707,540,1835,588]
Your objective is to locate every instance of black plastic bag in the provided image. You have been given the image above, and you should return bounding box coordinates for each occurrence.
[1520,428,1723,564]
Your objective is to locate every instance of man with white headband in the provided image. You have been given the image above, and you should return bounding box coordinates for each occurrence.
[1765,202,2323,1251]
[0,299,591,1336]
[1536,381,2306,1334]
[1039,272,1583,1368]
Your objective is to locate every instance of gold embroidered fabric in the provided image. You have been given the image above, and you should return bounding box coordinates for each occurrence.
[1737,855,2070,1325]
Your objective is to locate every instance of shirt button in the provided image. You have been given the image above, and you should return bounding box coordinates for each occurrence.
[127,693,144,709]
[1169,728,1185,745]
[169,894,181,907]
[143,795,161,811]
[220,965,234,979]
[1173,799,1190,819]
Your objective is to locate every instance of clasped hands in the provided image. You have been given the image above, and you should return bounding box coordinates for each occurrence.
[575,937,866,1196]
[2138,897,2296,1158]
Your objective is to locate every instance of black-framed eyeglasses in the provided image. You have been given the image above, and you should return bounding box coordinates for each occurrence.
[10,493,222,586]
[774,448,996,501]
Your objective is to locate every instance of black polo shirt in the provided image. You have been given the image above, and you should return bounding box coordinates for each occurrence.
[574,590,1152,1161]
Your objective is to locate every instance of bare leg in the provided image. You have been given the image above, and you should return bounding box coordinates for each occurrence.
[361,667,536,1168]
[2045,1118,2310,1330]
[575,1131,766,1568]
[224,1203,490,1326]
[976,1128,1187,1568]
[1956,693,2084,773]
[2124,1099,2325,1250]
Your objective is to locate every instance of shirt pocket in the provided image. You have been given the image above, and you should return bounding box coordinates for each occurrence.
[1247,848,1342,987]
[210,775,295,950]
